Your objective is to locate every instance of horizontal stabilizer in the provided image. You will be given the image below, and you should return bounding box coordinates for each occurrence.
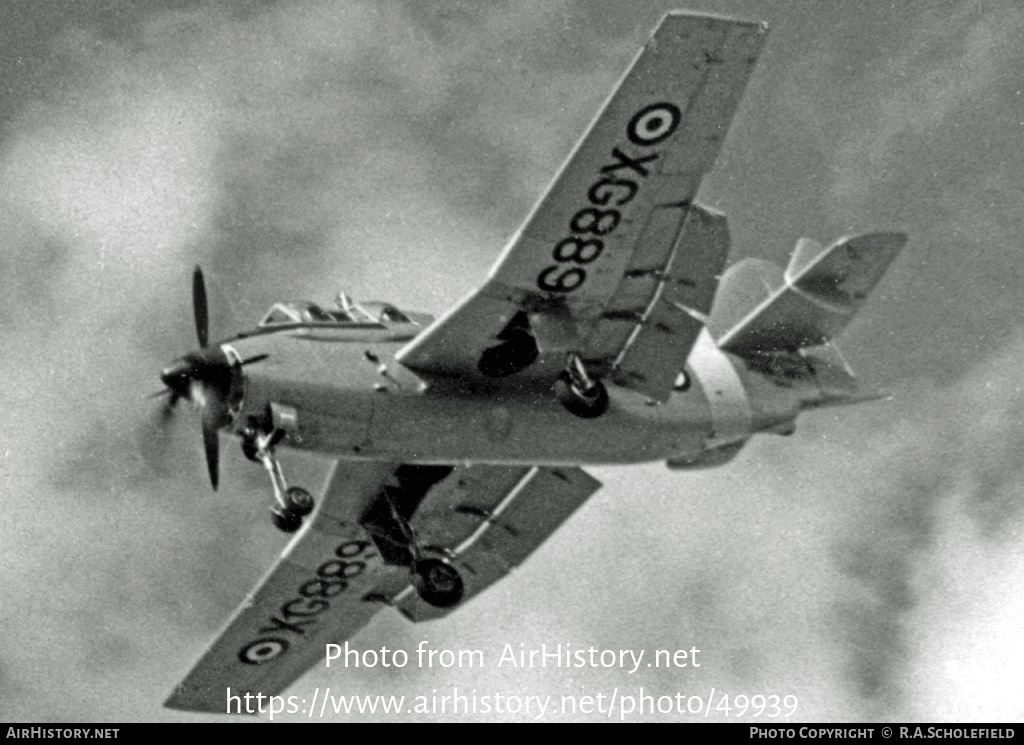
[710,232,906,354]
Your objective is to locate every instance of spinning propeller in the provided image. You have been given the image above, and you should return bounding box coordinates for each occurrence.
[157,267,264,490]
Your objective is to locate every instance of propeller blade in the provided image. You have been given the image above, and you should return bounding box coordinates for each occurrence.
[149,387,181,404]
[202,406,220,491]
[161,392,180,423]
[240,353,269,367]
[193,266,209,349]
[138,395,184,477]
[147,389,181,430]
[160,266,247,492]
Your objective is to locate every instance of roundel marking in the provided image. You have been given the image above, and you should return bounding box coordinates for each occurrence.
[238,637,289,665]
[627,102,682,146]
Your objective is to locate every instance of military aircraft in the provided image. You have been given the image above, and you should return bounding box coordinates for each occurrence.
[158,12,905,713]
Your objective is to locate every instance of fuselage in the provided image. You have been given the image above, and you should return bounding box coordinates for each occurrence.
[217,315,822,469]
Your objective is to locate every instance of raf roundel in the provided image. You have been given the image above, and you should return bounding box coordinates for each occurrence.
[627,102,682,146]
[238,638,289,665]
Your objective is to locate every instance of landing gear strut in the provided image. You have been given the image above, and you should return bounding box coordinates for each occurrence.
[367,473,466,608]
[555,353,609,418]
[242,424,315,533]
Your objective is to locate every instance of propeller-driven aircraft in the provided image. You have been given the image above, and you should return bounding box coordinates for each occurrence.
[159,12,905,713]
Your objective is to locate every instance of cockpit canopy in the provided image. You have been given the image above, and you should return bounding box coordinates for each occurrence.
[258,294,412,329]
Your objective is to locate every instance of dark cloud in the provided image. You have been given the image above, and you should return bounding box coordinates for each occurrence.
[833,470,942,707]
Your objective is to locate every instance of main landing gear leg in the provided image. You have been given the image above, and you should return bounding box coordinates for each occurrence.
[242,427,314,533]
[378,483,465,608]
[555,353,609,418]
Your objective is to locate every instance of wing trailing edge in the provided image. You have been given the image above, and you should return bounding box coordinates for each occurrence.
[395,13,769,394]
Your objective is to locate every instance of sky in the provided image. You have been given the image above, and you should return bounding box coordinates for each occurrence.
[1,0,1023,724]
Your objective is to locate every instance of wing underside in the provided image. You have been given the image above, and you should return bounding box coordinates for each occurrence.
[166,461,600,714]
[378,464,601,622]
[164,461,401,714]
[397,13,767,401]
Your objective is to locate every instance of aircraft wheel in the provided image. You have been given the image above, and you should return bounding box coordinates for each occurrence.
[270,506,303,533]
[412,559,464,608]
[554,371,609,418]
[284,487,315,517]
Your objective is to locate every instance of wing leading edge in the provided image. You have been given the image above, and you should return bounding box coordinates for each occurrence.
[164,461,400,714]
[397,13,767,401]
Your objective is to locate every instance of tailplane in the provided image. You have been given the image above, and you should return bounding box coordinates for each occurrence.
[708,232,906,355]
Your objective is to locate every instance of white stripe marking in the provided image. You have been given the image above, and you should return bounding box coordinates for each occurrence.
[688,329,751,447]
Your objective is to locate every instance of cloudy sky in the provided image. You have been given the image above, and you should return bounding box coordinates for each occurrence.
[1,0,1023,723]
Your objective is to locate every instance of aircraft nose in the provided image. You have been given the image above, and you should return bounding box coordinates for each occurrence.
[160,349,238,396]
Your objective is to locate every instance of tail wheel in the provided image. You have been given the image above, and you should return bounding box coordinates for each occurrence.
[284,487,314,517]
[412,559,465,608]
[554,371,609,418]
[270,506,303,533]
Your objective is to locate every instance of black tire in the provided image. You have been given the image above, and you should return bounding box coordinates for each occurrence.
[554,371,609,418]
[284,487,314,517]
[271,506,303,533]
[412,559,465,608]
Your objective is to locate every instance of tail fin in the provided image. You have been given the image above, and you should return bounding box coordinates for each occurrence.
[709,232,906,355]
